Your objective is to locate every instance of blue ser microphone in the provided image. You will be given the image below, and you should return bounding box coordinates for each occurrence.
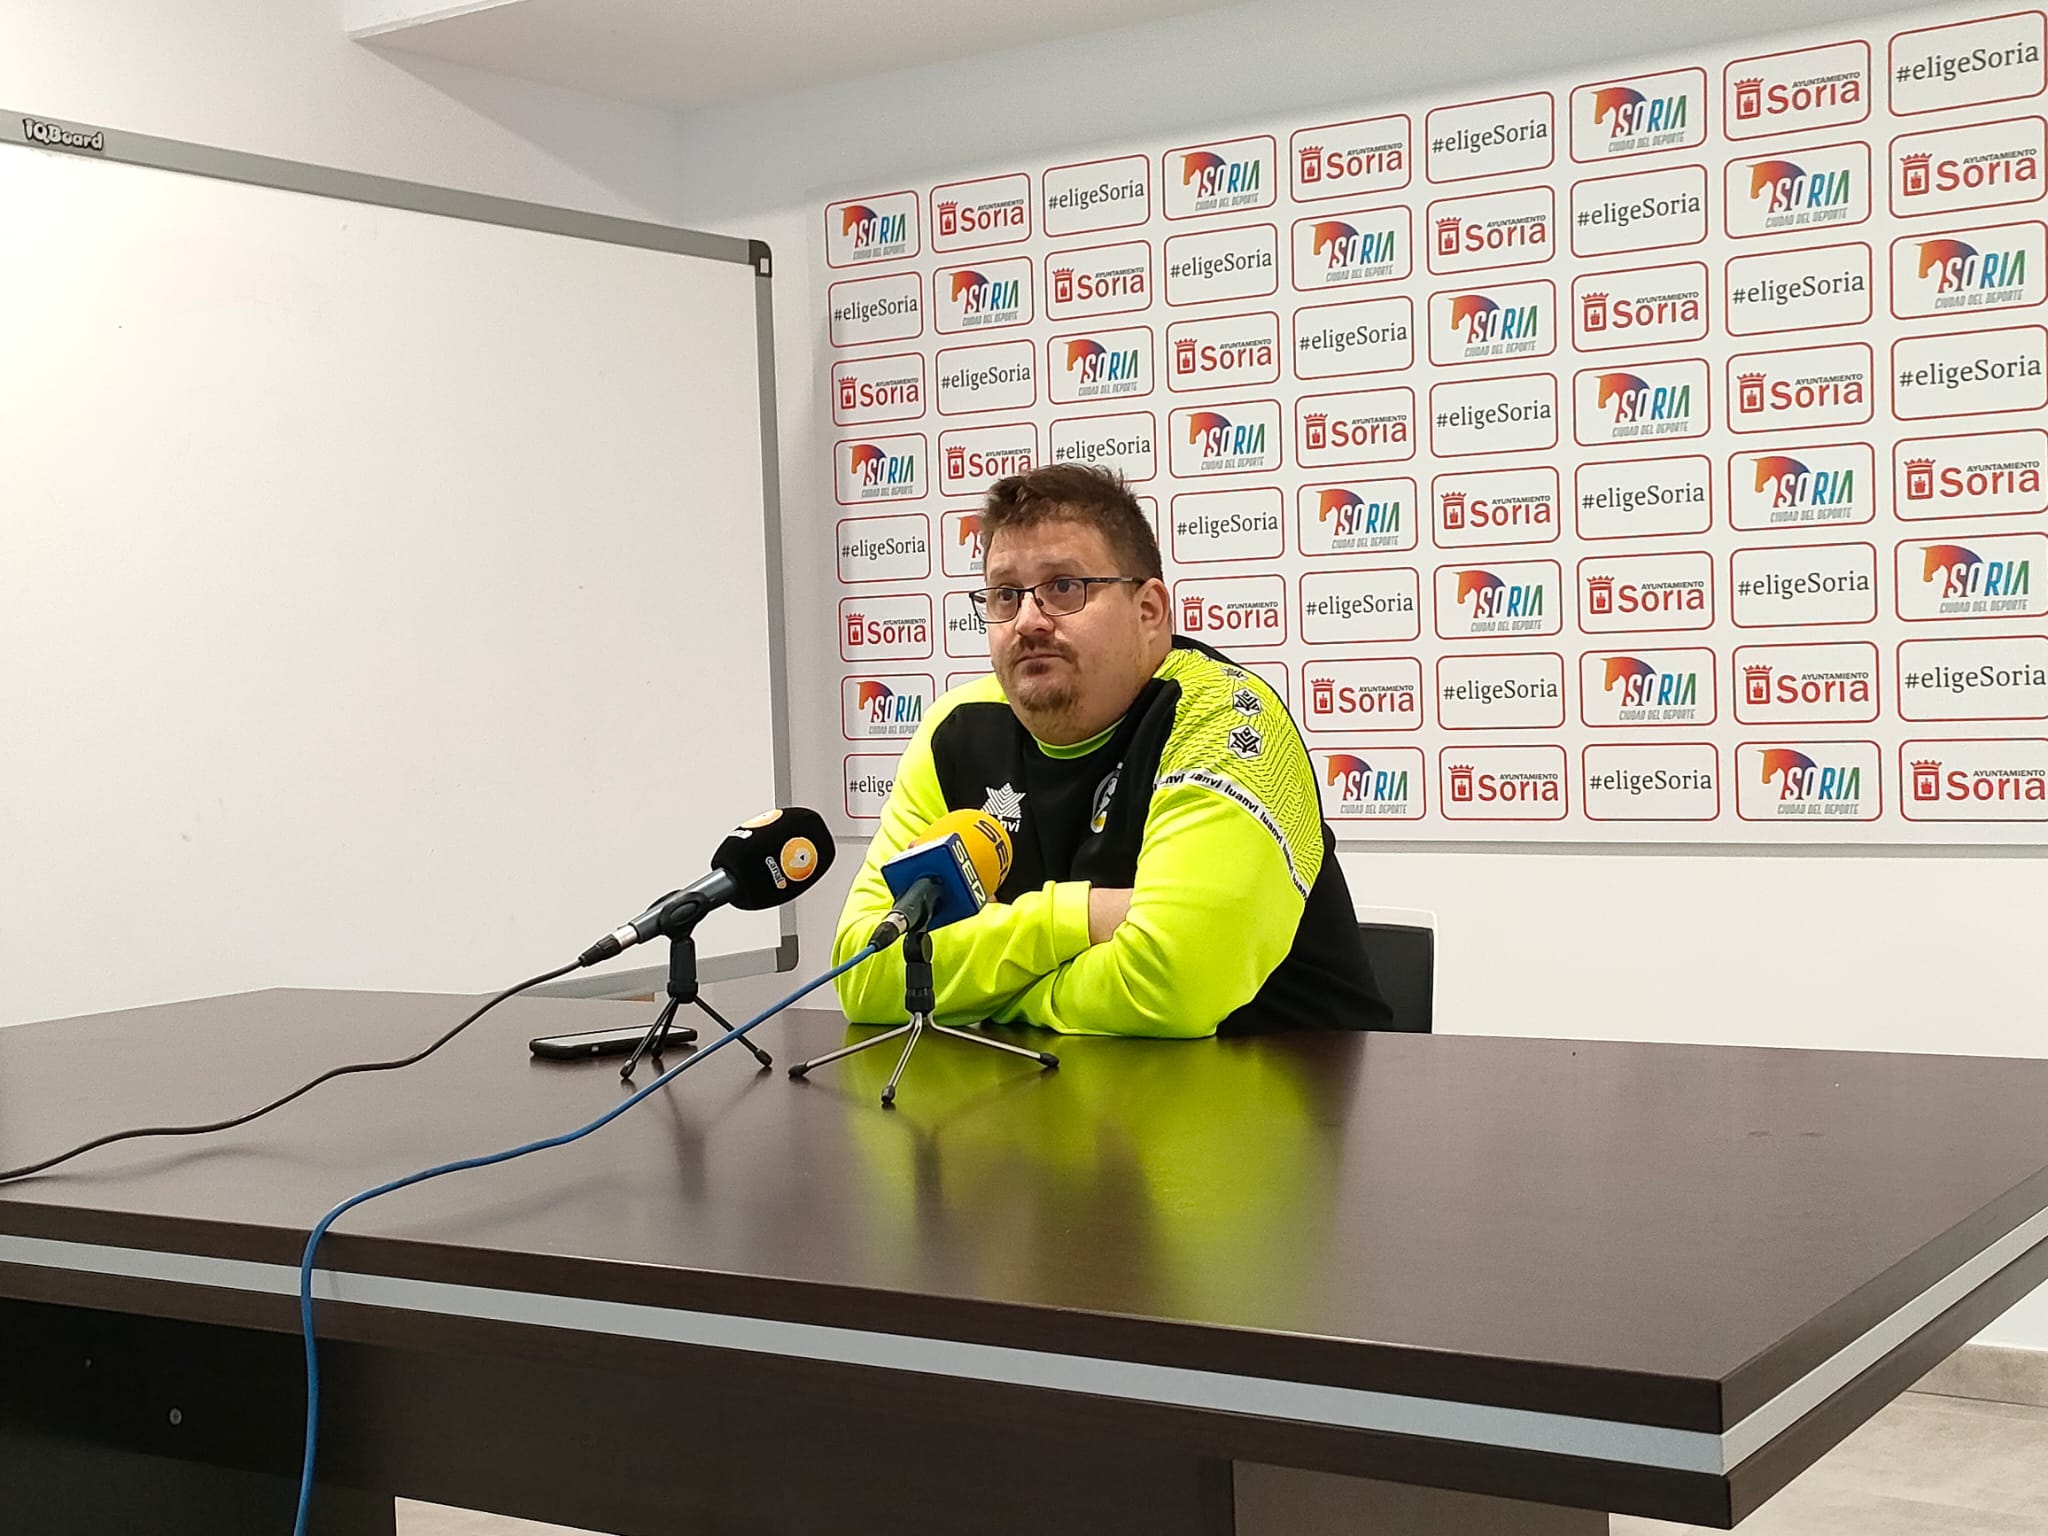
[868,809,1014,950]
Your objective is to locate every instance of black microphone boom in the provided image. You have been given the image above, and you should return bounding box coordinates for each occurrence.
[578,808,835,968]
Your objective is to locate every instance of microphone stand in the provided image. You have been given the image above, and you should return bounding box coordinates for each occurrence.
[787,913,1056,1108]
[619,901,772,1081]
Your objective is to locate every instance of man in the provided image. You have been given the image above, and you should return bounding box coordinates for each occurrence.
[833,464,1388,1037]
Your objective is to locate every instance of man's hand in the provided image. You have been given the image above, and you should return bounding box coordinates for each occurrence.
[1087,887,1133,945]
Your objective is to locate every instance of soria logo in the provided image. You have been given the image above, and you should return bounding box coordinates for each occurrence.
[931,173,1030,251]
[1890,222,2045,319]
[1304,658,1424,731]
[1164,136,1278,219]
[1893,430,2048,520]
[1733,741,1880,821]
[1319,748,1426,820]
[1570,68,1706,160]
[1579,647,1716,726]
[1297,479,1418,556]
[1725,41,1871,139]
[1902,739,2048,820]
[1728,344,1874,433]
[1168,312,1282,391]
[825,191,918,267]
[1428,280,1555,366]
[1897,533,2048,621]
[1724,143,1869,238]
[1292,115,1412,201]
[1571,262,1709,349]
[834,433,924,505]
[1891,116,2047,218]
[1732,642,1879,725]
[1425,185,1555,275]
[1728,445,1875,530]
[1440,745,1568,821]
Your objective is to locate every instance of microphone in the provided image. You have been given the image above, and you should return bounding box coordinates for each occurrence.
[580,807,836,967]
[868,809,1013,952]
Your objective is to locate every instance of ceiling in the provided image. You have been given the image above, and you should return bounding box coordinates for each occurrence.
[349,0,1248,112]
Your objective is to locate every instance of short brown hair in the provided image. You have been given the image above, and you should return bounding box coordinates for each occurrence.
[980,464,1162,582]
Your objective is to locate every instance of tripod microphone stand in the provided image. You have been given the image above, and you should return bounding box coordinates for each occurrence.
[619,905,772,1081]
[787,916,1056,1108]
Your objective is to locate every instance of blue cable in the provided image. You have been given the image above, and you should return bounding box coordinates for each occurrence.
[291,946,878,1536]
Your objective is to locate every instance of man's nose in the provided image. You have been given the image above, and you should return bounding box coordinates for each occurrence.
[1011,590,1057,635]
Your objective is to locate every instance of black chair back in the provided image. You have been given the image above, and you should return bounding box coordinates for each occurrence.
[1357,922,1434,1034]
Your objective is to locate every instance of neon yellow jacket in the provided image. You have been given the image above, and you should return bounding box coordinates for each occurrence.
[832,642,1383,1038]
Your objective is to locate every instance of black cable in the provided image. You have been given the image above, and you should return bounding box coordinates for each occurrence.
[0,960,582,1184]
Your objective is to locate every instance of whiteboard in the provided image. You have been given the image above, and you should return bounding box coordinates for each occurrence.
[0,114,791,1027]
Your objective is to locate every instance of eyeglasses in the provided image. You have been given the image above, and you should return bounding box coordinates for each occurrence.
[966,576,1144,623]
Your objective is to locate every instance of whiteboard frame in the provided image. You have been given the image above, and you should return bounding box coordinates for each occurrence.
[1,108,798,998]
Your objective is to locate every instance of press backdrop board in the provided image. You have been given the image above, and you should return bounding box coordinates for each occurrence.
[0,113,789,1027]
[816,0,2048,846]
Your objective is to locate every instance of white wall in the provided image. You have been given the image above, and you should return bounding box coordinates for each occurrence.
[670,0,2048,1351]
[0,0,689,219]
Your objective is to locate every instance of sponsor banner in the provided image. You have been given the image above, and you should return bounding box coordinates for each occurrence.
[1318,747,1427,820]
[834,433,926,505]
[1439,744,1570,821]
[1295,387,1417,468]
[1897,634,2048,720]
[938,422,1036,498]
[1571,261,1709,349]
[830,351,927,426]
[1889,221,2046,319]
[1302,656,1426,732]
[1166,312,1280,392]
[1576,455,1714,540]
[1569,163,1710,257]
[1728,443,1877,530]
[836,512,931,584]
[1570,68,1708,162]
[941,590,988,659]
[825,190,919,268]
[1290,207,1412,291]
[1572,358,1710,445]
[932,257,1033,334]
[1579,647,1717,726]
[1732,641,1881,724]
[841,673,936,742]
[1426,279,1557,366]
[1433,558,1564,639]
[1724,142,1871,239]
[1297,478,1420,556]
[1172,573,1289,646]
[1900,738,2048,819]
[1890,11,2047,116]
[1291,115,1413,201]
[931,172,1031,251]
[1239,661,1292,708]
[1046,324,1154,405]
[1578,550,1716,634]
[1163,135,1278,220]
[1893,430,2048,519]
[1292,295,1415,378]
[935,338,1037,415]
[1428,372,1560,458]
[1434,465,1562,548]
[1728,343,1876,433]
[1435,650,1567,729]
[838,593,935,662]
[1168,399,1284,477]
[844,755,899,820]
[1300,567,1424,644]
[1582,742,1722,820]
[1424,91,1556,183]
[1043,154,1150,238]
[827,270,923,347]
[1049,410,1158,483]
[1733,740,1882,821]
[1891,324,2048,417]
[1425,185,1556,275]
[1170,485,1286,564]
[1725,40,1873,139]
[1890,115,2047,218]
[940,510,986,577]
[1045,240,1152,319]
[1896,531,2048,621]
[1164,223,1282,305]
[1724,242,1874,335]
[1729,541,1880,627]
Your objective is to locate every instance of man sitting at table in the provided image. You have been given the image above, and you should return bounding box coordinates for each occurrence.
[833,464,1388,1038]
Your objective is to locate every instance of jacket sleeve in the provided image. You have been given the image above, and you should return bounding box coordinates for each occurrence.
[831,703,1093,1025]
[991,687,1325,1039]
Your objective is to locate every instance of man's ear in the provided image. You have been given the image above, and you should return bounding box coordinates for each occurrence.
[1136,576,1171,635]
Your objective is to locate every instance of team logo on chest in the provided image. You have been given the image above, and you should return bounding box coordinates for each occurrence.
[981,782,1026,832]
[1090,765,1122,834]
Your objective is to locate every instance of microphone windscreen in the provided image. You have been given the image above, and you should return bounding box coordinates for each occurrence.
[921,808,1013,897]
[710,807,837,910]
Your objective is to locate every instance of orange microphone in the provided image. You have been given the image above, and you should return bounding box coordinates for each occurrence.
[868,809,1015,950]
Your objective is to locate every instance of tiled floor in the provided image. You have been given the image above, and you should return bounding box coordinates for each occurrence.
[394,1389,2048,1535]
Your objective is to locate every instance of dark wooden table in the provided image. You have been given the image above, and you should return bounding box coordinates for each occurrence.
[2,990,2046,1536]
